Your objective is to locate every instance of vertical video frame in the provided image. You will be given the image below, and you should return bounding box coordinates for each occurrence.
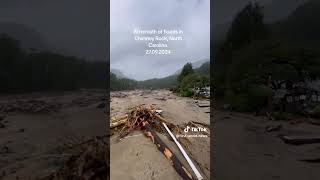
[110,0,211,179]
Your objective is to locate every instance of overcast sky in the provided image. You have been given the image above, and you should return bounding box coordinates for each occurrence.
[0,0,305,66]
[0,0,107,60]
[111,0,210,80]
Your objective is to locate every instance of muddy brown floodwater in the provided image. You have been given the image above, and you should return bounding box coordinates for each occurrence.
[110,90,211,180]
[214,110,320,180]
[0,90,107,179]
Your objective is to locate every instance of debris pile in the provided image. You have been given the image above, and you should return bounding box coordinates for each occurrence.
[272,80,320,114]
[110,105,176,138]
[194,87,210,98]
[0,100,61,113]
[111,105,198,180]
[42,136,108,180]
[154,97,167,101]
[111,92,128,98]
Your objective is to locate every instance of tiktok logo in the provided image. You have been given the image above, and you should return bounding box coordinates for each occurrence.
[183,125,207,133]
[184,126,190,132]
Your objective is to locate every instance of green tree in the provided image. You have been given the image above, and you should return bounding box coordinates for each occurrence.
[225,2,268,49]
[178,63,194,82]
[214,2,269,96]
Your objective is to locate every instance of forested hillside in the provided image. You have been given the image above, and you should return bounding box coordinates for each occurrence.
[0,34,107,92]
[110,72,137,91]
[110,60,210,91]
[271,0,320,45]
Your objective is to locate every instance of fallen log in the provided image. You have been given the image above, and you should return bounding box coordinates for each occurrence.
[111,115,127,122]
[281,136,320,145]
[116,105,194,179]
[142,121,194,180]
[154,114,171,125]
[163,122,203,180]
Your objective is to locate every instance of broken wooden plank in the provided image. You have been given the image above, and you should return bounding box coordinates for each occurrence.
[142,121,194,180]
[111,115,127,122]
[163,122,203,180]
[197,103,210,108]
[154,114,171,125]
[155,109,163,115]
[281,136,320,145]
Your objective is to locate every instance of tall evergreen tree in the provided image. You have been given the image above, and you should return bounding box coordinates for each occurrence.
[178,63,194,82]
[225,2,268,49]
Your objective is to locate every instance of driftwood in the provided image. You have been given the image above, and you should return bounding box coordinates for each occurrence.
[110,118,127,128]
[281,136,320,145]
[41,136,108,180]
[154,113,171,125]
[117,105,195,180]
[142,121,194,180]
[163,123,203,180]
[118,105,175,138]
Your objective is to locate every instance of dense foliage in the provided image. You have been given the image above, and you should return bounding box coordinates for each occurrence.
[177,63,194,82]
[137,75,178,90]
[176,63,209,97]
[213,1,320,112]
[110,72,138,91]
